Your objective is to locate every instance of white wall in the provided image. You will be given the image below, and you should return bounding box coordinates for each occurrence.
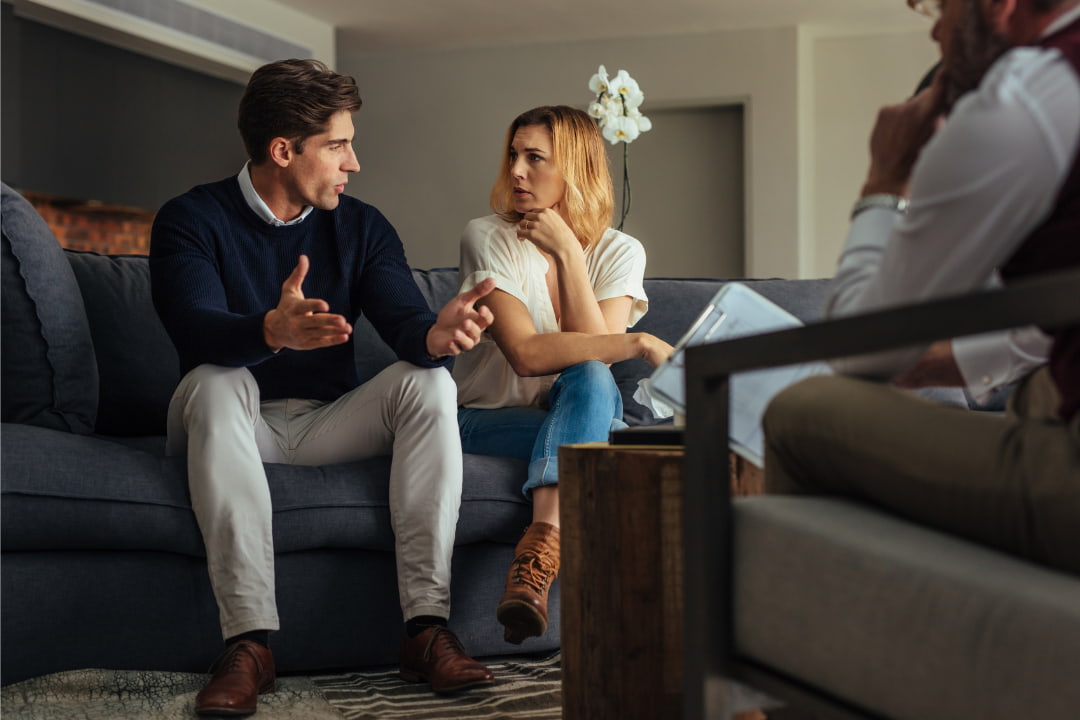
[339,28,802,277]
[809,29,937,278]
[339,26,937,279]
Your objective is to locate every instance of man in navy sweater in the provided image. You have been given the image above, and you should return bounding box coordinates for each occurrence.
[150,59,497,716]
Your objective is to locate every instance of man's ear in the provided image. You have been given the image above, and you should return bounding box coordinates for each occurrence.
[981,0,1019,36]
[268,137,293,168]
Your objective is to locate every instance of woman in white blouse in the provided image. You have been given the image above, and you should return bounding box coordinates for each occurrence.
[452,106,672,643]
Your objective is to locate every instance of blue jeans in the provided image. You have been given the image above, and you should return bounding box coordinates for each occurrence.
[458,361,626,497]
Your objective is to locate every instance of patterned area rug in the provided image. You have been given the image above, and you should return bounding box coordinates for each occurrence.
[314,651,561,719]
[0,670,338,719]
[0,652,562,720]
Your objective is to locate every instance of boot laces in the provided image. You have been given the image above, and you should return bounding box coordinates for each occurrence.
[511,550,557,593]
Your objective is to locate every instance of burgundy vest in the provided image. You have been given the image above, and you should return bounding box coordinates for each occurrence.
[1000,15,1080,421]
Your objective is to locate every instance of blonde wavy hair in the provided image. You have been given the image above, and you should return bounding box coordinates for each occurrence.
[490,106,614,249]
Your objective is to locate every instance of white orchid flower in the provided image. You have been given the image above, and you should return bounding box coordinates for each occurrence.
[586,64,648,228]
[609,70,644,109]
[589,65,610,95]
[602,115,641,145]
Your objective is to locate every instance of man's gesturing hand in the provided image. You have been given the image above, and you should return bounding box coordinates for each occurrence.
[263,254,352,352]
[426,278,496,358]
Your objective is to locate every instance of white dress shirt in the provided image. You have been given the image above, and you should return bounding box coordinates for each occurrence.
[827,6,1080,392]
[237,162,313,226]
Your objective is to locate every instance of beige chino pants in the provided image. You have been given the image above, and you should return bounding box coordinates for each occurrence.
[763,367,1080,574]
[166,361,463,640]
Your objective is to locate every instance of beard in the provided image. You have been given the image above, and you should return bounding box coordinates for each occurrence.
[940,0,1012,112]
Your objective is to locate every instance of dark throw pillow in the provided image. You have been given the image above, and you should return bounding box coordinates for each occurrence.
[1,183,98,434]
[65,251,180,436]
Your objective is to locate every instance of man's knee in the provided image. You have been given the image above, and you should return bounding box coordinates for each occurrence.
[176,365,259,409]
[181,364,256,389]
[762,375,847,493]
[763,375,840,438]
[387,363,457,412]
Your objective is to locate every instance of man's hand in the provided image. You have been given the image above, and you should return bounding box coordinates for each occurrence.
[426,278,496,358]
[862,72,947,197]
[893,340,965,388]
[263,255,352,351]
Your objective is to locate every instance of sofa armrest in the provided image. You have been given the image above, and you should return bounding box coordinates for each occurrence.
[681,268,1080,719]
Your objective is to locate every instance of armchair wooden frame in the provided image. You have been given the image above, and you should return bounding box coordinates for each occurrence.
[682,268,1080,719]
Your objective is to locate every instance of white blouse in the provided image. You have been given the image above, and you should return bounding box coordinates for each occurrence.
[453,214,648,409]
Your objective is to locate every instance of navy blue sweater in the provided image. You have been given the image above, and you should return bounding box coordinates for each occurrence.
[150,177,444,402]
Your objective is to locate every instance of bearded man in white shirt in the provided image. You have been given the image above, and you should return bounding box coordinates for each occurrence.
[762,0,1080,574]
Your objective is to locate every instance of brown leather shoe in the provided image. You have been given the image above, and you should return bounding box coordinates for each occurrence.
[195,640,276,717]
[496,522,560,644]
[399,626,495,693]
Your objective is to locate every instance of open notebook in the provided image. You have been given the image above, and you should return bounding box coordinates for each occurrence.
[647,283,832,466]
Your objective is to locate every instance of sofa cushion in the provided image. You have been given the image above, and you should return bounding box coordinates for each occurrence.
[65,251,181,436]
[0,183,98,434]
[733,496,1080,720]
[411,267,460,311]
[352,315,401,383]
[0,423,531,556]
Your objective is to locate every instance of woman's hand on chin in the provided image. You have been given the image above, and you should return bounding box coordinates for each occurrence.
[517,207,579,258]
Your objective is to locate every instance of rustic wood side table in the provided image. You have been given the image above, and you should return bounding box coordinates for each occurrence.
[559,442,687,720]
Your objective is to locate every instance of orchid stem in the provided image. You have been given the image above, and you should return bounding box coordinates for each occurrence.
[619,142,631,231]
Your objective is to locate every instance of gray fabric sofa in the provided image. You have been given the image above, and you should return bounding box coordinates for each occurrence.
[2,182,978,690]
[681,272,1080,720]
[0,182,837,687]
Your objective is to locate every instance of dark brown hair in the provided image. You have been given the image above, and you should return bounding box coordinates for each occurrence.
[238,59,362,165]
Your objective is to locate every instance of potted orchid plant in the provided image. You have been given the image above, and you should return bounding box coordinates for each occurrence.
[588,65,652,230]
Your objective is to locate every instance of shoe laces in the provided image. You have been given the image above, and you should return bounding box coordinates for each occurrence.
[423,626,465,662]
[511,550,557,593]
[209,642,256,676]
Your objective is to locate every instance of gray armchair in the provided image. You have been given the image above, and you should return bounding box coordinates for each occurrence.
[682,269,1080,720]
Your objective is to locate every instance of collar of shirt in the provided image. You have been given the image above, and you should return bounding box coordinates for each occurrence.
[237,162,314,226]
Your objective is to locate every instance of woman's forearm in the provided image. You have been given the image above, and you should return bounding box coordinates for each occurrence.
[502,331,663,377]
[551,250,610,335]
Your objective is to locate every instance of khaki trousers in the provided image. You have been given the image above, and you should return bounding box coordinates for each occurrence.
[763,368,1080,574]
[166,361,463,640]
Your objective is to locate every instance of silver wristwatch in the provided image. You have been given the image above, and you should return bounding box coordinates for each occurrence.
[850,194,909,220]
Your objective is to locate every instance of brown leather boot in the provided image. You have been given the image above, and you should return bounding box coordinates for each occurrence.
[496,522,560,644]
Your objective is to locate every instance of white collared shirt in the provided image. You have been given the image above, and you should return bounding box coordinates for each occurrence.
[826,5,1080,394]
[237,162,314,226]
